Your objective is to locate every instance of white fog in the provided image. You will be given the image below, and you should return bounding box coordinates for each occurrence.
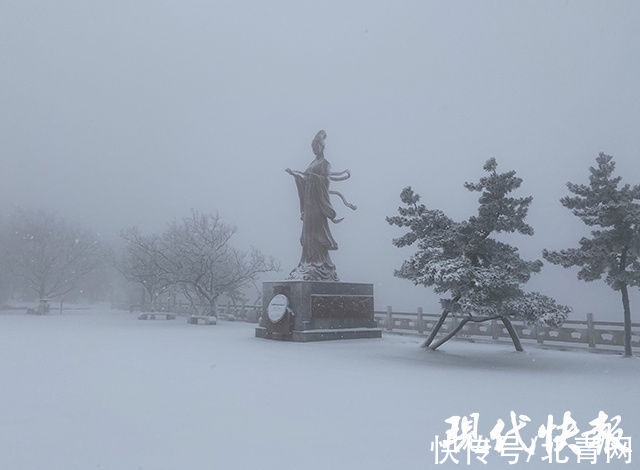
[1,2,639,469]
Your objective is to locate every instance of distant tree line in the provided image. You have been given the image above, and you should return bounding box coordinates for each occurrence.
[0,209,278,317]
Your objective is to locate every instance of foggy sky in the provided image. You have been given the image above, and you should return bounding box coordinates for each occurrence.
[2,1,639,319]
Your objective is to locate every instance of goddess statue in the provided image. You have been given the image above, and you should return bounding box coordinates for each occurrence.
[285,130,356,281]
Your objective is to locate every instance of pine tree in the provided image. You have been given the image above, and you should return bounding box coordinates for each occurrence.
[387,158,570,351]
[543,153,640,357]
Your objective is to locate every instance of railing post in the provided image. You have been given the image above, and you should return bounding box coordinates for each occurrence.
[386,306,393,331]
[449,314,457,333]
[417,307,424,335]
[535,323,544,345]
[491,319,499,341]
[586,313,596,348]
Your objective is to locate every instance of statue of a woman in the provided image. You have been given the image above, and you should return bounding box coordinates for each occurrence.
[285,130,356,281]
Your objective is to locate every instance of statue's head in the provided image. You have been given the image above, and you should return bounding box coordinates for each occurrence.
[311,130,327,157]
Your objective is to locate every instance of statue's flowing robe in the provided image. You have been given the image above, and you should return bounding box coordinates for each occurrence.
[289,157,339,281]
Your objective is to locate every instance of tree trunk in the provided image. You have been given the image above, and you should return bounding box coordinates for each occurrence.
[208,298,217,317]
[621,284,633,357]
[140,287,146,311]
[38,281,46,301]
[149,289,158,313]
[430,318,469,350]
[421,311,449,348]
[502,317,524,352]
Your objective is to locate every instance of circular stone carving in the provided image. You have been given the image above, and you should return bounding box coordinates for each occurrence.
[267,294,289,323]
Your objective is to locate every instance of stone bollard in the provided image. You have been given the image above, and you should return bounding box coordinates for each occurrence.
[586,313,596,348]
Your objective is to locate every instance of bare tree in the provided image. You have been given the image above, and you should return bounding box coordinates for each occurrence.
[163,211,278,316]
[119,227,173,311]
[4,210,103,306]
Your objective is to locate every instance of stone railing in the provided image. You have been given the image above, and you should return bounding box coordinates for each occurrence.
[374,307,640,353]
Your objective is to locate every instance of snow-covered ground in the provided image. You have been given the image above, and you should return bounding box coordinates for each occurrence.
[0,308,638,470]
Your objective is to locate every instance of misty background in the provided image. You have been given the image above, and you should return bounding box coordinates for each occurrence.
[1,0,639,319]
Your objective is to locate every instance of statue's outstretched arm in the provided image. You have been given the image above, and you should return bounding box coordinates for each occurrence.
[329,169,350,181]
[285,168,305,178]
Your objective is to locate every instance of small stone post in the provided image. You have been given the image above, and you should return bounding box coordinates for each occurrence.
[386,306,393,331]
[449,314,458,333]
[586,313,596,348]
[491,319,499,340]
[417,307,424,335]
[535,323,544,344]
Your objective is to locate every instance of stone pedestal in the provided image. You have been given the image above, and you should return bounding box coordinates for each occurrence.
[255,280,382,341]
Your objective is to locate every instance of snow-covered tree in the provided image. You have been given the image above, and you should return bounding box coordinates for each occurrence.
[387,158,570,351]
[162,211,278,316]
[119,227,173,311]
[543,153,640,357]
[120,212,278,316]
[4,210,104,304]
